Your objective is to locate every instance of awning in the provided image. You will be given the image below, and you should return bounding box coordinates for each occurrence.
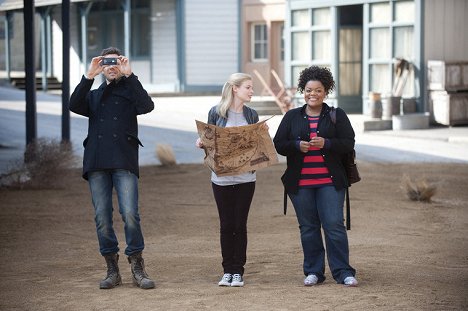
[0,0,91,12]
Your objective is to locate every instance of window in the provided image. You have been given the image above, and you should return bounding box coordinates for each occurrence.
[292,66,307,85]
[367,1,416,96]
[291,32,309,61]
[370,2,390,23]
[370,64,391,94]
[252,24,268,61]
[339,28,362,96]
[394,26,414,59]
[291,10,309,27]
[312,8,330,26]
[131,9,150,57]
[289,7,331,87]
[312,31,331,60]
[394,1,415,23]
[370,28,390,59]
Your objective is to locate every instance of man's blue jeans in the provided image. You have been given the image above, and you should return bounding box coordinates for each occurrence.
[289,186,356,284]
[88,169,145,256]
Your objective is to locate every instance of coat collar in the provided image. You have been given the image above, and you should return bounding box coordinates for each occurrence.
[300,103,332,118]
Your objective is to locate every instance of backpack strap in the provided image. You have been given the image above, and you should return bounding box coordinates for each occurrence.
[283,188,287,215]
[346,187,351,230]
[330,107,351,230]
[329,107,336,124]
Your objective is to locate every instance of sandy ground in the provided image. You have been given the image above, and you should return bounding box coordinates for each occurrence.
[0,162,467,311]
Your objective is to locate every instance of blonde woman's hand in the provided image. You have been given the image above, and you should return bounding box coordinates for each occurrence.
[259,122,269,131]
[195,138,204,148]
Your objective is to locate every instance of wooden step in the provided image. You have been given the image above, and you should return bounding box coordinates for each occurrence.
[248,100,282,115]
[10,76,62,90]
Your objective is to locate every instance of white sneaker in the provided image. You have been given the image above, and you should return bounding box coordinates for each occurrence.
[304,274,318,286]
[230,274,244,287]
[344,276,358,287]
[218,273,232,286]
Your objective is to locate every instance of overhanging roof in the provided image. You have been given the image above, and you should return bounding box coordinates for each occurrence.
[0,0,91,12]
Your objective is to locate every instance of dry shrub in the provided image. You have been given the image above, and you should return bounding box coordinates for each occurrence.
[156,144,177,166]
[0,138,76,189]
[401,174,437,202]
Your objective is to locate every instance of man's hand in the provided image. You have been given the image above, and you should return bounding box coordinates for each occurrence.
[118,56,132,77]
[86,56,103,79]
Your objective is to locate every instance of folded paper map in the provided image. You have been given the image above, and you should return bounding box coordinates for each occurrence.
[195,119,279,177]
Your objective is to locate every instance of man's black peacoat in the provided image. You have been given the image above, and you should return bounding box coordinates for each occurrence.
[69,74,154,179]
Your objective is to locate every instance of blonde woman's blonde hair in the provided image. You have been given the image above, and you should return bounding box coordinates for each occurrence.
[216,73,252,118]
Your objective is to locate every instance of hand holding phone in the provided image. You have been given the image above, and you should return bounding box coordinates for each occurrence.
[101,58,118,66]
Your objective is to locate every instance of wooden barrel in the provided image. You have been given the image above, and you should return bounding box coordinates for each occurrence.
[369,92,383,119]
[382,96,401,120]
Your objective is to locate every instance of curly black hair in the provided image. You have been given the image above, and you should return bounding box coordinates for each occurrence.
[297,66,335,94]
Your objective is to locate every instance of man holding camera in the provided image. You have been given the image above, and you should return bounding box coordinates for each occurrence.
[69,47,155,289]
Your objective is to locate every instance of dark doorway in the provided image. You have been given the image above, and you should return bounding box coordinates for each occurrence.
[337,5,363,113]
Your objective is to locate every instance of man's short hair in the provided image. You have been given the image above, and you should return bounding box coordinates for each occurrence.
[101,47,122,56]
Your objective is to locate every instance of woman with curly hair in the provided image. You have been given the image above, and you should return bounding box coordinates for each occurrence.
[273,66,358,287]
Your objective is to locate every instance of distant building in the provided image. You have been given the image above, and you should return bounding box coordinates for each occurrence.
[285,0,468,113]
[1,0,467,115]
[241,0,286,96]
[0,0,242,93]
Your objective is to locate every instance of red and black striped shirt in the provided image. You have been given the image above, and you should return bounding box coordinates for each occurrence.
[298,116,333,188]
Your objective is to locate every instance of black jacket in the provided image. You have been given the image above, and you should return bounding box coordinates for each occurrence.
[69,74,154,179]
[207,105,259,127]
[273,103,355,195]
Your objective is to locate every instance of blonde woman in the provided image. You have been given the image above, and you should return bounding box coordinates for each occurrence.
[196,73,266,287]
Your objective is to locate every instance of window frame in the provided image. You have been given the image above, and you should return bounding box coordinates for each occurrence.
[251,23,268,62]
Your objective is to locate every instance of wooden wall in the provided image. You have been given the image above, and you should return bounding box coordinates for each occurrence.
[424,0,468,62]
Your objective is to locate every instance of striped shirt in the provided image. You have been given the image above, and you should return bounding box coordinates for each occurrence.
[298,116,333,188]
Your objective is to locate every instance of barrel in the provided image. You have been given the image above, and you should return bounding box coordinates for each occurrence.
[382,96,401,120]
[368,92,383,119]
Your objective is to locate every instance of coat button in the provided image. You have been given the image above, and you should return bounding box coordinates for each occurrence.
[113,117,117,120]
[113,134,117,138]
[98,135,102,139]
[100,119,104,122]
[115,101,119,105]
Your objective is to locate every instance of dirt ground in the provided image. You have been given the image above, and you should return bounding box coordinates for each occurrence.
[0,162,467,311]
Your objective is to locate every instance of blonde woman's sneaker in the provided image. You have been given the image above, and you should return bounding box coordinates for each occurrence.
[231,274,244,287]
[218,273,232,286]
[344,276,358,287]
[304,274,318,286]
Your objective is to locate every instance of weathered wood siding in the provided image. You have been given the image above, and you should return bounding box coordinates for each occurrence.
[184,0,239,86]
[424,0,468,61]
[151,0,178,91]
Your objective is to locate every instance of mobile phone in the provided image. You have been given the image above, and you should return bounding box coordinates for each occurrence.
[101,58,118,66]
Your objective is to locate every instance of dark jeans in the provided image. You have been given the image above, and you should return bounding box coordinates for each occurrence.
[288,186,356,284]
[212,182,255,275]
[88,169,145,256]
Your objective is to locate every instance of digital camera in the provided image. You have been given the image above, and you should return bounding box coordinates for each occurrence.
[101,58,118,66]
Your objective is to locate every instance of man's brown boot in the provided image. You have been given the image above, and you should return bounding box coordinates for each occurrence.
[128,252,155,289]
[99,253,122,289]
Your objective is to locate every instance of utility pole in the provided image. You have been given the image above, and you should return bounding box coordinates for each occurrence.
[24,0,37,145]
[62,0,70,142]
